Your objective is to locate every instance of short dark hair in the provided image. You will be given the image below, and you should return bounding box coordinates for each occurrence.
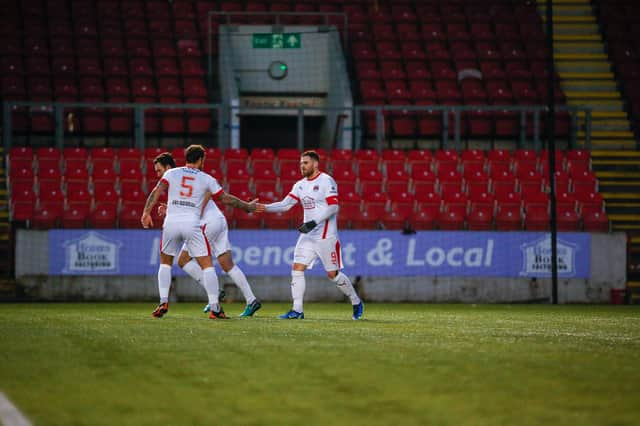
[185,144,205,164]
[301,150,320,162]
[153,152,176,168]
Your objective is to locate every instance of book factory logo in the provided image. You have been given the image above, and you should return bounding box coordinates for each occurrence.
[63,232,122,273]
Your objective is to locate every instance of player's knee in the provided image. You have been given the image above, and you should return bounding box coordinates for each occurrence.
[327,270,338,280]
[218,252,234,272]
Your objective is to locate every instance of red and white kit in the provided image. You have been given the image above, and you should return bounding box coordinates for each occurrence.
[160,166,222,257]
[267,172,343,271]
[184,197,231,258]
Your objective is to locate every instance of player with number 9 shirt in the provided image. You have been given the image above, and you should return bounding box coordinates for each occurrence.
[257,150,364,320]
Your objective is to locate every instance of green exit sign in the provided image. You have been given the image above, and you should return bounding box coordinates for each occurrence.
[252,33,301,49]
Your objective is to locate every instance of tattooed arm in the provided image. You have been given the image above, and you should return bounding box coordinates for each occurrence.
[141,180,168,228]
[217,192,262,212]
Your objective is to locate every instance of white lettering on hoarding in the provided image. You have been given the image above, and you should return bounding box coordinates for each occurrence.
[243,246,261,265]
[366,238,393,266]
[342,243,356,267]
[225,243,357,268]
[406,239,494,268]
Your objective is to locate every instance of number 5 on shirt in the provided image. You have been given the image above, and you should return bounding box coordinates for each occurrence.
[180,176,195,197]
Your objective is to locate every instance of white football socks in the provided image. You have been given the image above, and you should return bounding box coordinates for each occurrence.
[227,265,256,304]
[183,260,256,305]
[202,267,220,310]
[158,264,172,303]
[291,270,306,313]
[332,272,361,305]
[182,259,202,286]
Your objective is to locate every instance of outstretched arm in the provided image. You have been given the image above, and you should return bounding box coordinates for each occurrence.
[141,180,167,228]
[217,192,262,212]
[259,194,298,213]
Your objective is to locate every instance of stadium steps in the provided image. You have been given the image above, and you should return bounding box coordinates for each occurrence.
[0,148,11,285]
[627,282,640,305]
[591,151,640,232]
[627,231,640,305]
[539,2,637,151]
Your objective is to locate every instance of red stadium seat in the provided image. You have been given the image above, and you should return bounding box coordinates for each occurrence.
[438,169,463,194]
[464,169,490,194]
[9,147,34,161]
[358,168,384,195]
[577,192,604,216]
[583,211,609,233]
[490,169,517,196]
[91,147,116,160]
[234,210,262,229]
[10,185,36,205]
[63,160,89,182]
[92,159,117,182]
[351,205,382,230]
[62,205,90,229]
[120,182,147,204]
[38,184,64,203]
[381,210,408,230]
[263,209,296,229]
[415,190,442,213]
[119,203,145,229]
[556,207,580,232]
[524,205,550,231]
[144,147,166,161]
[495,205,523,231]
[385,169,411,193]
[11,200,35,222]
[517,169,545,193]
[9,160,35,182]
[32,201,64,229]
[571,170,598,195]
[467,206,494,230]
[437,208,465,230]
[89,204,118,228]
[408,208,435,230]
[93,184,120,207]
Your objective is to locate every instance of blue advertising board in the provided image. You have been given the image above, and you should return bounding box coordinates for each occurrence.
[48,230,591,278]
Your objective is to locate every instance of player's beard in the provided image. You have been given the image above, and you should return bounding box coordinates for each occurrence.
[302,166,316,178]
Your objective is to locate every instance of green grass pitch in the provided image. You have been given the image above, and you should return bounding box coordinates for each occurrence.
[0,303,639,426]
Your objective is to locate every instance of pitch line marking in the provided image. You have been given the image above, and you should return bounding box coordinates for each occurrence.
[0,392,32,426]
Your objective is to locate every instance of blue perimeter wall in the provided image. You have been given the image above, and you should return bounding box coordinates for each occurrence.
[48,230,591,278]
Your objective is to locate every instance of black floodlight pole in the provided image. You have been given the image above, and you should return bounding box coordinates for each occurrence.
[546,0,559,304]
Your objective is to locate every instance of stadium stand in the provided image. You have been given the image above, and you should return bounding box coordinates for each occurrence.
[3,0,628,235]
[5,146,608,231]
[0,0,573,141]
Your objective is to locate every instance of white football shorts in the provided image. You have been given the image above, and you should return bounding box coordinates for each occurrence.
[293,235,343,271]
[183,217,231,259]
[161,219,210,258]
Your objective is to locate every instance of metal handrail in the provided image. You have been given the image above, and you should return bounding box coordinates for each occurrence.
[2,101,593,152]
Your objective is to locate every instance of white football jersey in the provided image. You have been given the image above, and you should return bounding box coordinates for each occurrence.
[288,172,339,239]
[160,166,223,222]
[201,197,226,226]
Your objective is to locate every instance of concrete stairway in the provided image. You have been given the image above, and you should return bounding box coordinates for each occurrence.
[0,147,14,299]
[591,149,640,302]
[538,0,637,150]
[592,150,640,231]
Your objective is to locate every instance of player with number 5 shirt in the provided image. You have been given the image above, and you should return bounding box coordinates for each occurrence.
[141,145,260,319]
